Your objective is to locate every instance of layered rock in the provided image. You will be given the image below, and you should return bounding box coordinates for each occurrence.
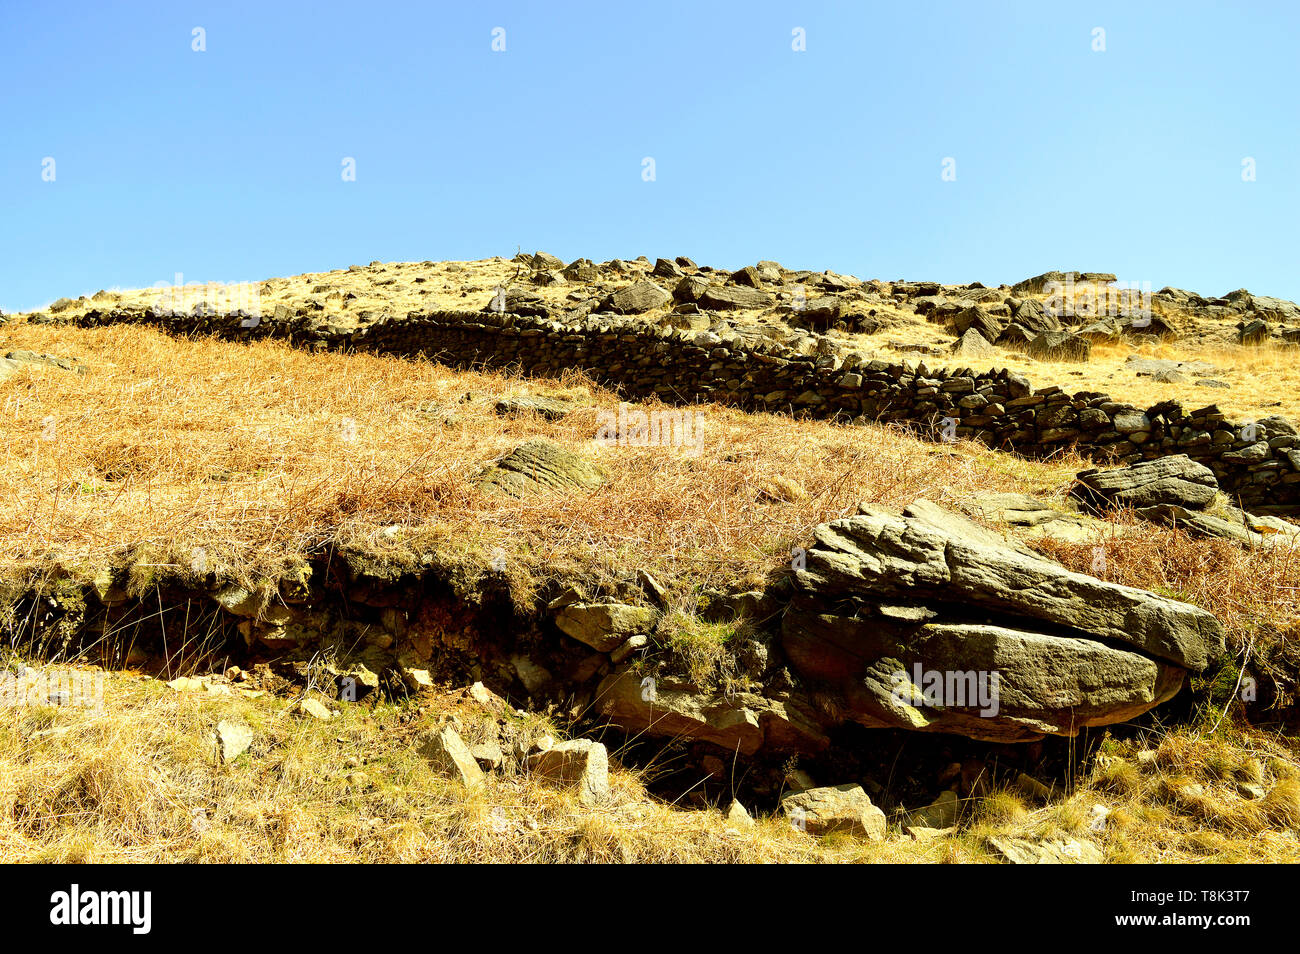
[780,500,1224,742]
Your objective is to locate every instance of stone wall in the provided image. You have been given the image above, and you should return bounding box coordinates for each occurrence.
[62,305,1300,514]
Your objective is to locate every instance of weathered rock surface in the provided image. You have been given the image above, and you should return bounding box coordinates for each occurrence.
[595,670,829,755]
[988,835,1103,864]
[554,602,657,652]
[527,738,609,806]
[1072,455,1219,512]
[792,500,1222,672]
[603,280,671,314]
[770,500,1223,743]
[417,725,486,789]
[494,394,578,420]
[782,784,887,839]
[473,439,605,496]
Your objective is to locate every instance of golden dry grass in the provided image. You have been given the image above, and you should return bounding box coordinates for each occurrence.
[0,320,1085,602]
[3,312,1300,863]
[1,665,1296,863]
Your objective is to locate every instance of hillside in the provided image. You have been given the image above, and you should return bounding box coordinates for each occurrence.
[3,255,1300,864]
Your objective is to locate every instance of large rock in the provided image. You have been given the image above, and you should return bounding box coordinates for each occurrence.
[595,670,829,755]
[473,439,606,497]
[791,500,1223,673]
[603,280,671,314]
[782,784,886,839]
[698,286,775,311]
[554,602,657,652]
[1072,455,1219,512]
[782,608,1185,742]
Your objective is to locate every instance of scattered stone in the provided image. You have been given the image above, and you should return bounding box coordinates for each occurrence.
[470,740,506,771]
[216,720,253,762]
[907,790,960,829]
[295,698,334,721]
[726,800,755,828]
[494,395,577,420]
[417,725,486,789]
[527,739,610,806]
[988,836,1103,864]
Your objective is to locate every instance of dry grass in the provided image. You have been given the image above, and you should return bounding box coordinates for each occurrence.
[0,320,1084,603]
[4,311,1300,864]
[1,665,1297,863]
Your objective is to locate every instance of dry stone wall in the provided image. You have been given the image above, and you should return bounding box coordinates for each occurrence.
[62,305,1300,514]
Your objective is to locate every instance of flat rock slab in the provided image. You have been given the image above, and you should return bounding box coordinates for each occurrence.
[1072,455,1219,512]
[473,439,605,496]
[0,350,87,382]
[1137,503,1300,548]
[959,492,1063,528]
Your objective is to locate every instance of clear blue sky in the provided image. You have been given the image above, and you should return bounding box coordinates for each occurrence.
[3,0,1297,312]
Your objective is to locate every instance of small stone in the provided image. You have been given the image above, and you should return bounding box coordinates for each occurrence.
[726,800,755,828]
[296,698,333,721]
[417,726,486,789]
[527,739,610,806]
[216,720,253,762]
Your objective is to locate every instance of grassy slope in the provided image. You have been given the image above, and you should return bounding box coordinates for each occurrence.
[1,314,1299,862]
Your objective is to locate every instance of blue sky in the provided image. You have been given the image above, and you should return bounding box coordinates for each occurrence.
[2,0,1297,312]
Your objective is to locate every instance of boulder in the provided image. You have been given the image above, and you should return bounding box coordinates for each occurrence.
[527,739,609,806]
[790,500,1223,673]
[1009,298,1061,334]
[950,327,997,358]
[782,609,1185,742]
[947,306,1005,343]
[698,286,775,311]
[1072,455,1219,512]
[782,784,886,839]
[603,280,671,314]
[473,439,606,497]
[554,602,657,652]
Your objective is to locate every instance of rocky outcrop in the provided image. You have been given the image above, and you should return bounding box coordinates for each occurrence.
[594,670,830,755]
[1072,455,1219,512]
[779,500,1223,742]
